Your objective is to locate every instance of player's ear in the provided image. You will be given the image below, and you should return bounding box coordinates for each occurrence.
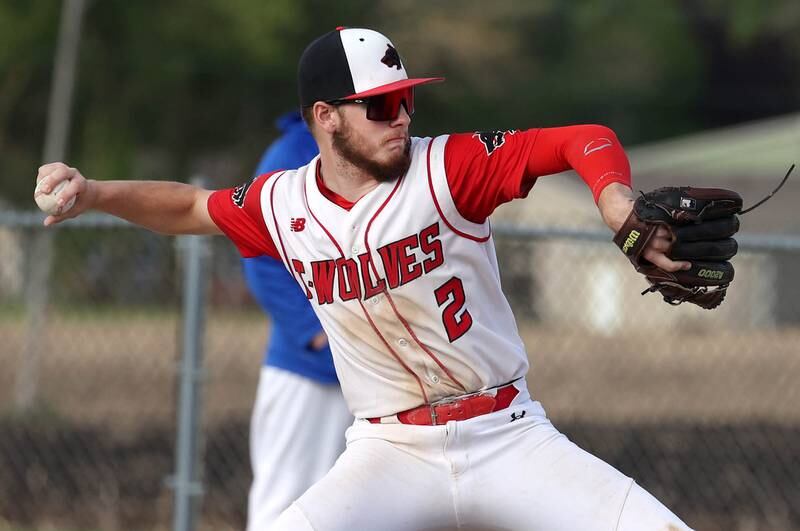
[313,102,340,134]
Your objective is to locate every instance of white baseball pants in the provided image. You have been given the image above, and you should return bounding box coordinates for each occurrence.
[269,380,692,531]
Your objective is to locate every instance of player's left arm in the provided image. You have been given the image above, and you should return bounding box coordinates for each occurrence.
[444,125,686,272]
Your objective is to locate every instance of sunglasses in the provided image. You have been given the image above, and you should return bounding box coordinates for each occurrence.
[327,87,414,122]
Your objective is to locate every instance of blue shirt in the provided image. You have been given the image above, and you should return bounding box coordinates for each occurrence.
[242,112,337,383]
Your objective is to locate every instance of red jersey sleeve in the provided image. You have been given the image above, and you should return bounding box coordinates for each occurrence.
[207,172,281,259]
[444,125,631,222]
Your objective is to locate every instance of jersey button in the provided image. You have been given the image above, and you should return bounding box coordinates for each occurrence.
[370,296,381,305]
[430,374,441,384]
[351,245,360,254]
[397,338,408,347]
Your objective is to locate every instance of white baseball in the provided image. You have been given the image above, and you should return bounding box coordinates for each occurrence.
[35,178,76,216]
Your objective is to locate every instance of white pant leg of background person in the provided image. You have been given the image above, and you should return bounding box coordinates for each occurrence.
[271,380,692,531]
[247,366,352,531]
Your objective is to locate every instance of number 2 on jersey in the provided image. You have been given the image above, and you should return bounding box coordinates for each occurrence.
[434,276,473,342]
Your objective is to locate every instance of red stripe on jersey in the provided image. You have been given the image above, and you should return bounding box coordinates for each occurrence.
[428,139,491,243]
[207,171,281,259]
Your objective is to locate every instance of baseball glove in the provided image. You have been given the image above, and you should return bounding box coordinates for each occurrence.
[613,187,742,309]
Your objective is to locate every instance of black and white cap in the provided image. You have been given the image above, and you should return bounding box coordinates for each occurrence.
[298,27,444,107]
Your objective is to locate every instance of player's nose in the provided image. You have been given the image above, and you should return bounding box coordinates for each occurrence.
[391,105,411,127]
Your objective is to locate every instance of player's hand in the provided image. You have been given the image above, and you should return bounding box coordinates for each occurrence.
[641,225,690,273]
[309,331,329,351]
[598,183,690,273]
[35,162,97,226]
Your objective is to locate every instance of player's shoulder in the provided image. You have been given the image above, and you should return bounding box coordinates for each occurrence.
[412,130,519,159]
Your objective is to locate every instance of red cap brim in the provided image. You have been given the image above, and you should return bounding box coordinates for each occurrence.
[344,77,445,100]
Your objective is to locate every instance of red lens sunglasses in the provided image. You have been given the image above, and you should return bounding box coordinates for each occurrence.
[327,87,414,122]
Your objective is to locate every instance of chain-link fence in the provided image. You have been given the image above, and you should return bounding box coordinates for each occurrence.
[0,211,798,531]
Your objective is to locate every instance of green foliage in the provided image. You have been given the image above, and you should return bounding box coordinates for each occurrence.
[1,1,798,207]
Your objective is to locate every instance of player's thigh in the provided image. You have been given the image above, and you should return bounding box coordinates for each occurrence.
[269,503,315,531]
[286,436,455,531]
[462,414,642,530]
[617,481,694,531]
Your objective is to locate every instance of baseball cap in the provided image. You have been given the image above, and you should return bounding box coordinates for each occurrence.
[298,27,444,107]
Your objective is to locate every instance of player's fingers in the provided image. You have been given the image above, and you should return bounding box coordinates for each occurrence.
[654,226,674,240]
[36,164,75,193]
[57,175,83,207]
[43,212,71,226]
[43,205,80,226]
[43,214,59,227]
[643,248,691,272]
[647,234,672,253]
[37,162,67,180]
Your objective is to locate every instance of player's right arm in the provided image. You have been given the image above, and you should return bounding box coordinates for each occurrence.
[35,162,220,235]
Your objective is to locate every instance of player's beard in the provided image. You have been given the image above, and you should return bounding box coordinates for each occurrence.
[332,118,411,183]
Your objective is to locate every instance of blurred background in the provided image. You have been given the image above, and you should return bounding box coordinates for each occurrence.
[1,1,799,530]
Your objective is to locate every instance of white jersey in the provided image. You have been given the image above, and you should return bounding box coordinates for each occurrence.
[210,131,546,417]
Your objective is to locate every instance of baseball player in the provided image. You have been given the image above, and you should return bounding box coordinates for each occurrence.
[36,27,694,531]
[244,111,352,530]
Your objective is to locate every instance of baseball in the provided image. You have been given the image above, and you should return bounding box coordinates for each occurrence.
[35,178,75,216]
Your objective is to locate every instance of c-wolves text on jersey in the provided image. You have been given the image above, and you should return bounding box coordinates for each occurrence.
[291,222,444,304]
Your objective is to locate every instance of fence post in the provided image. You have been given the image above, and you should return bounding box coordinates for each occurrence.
[171,176,210,531]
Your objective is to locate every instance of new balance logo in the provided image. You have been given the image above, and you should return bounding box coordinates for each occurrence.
[290,218,306,232]
[510,410,526,422]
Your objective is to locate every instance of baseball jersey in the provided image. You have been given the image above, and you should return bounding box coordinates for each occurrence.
[210,126,631,417]
[242,111,337,383]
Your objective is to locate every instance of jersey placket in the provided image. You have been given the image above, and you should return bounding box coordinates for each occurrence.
[359,193,467,400]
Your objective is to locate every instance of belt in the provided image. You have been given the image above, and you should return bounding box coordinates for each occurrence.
[366,383,520,426]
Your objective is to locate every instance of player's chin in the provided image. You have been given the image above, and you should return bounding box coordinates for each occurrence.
[371,151,411,183]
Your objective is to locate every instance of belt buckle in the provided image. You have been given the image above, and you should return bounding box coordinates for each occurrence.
[431,391,496,425]
[429,394,463,426]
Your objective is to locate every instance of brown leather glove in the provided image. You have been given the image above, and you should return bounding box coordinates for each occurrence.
[613,187,742,309]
